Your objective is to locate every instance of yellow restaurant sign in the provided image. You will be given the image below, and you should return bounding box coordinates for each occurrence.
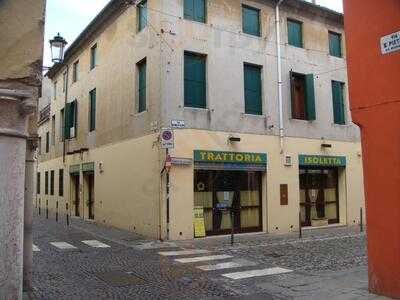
[299,155,346,167]
[194,150,267,164]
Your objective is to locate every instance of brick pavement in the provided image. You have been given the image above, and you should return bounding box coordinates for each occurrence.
[31,213,391,300]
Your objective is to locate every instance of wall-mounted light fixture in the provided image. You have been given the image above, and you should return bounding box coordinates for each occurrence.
[228,135,241,143]
[321,143,332,148]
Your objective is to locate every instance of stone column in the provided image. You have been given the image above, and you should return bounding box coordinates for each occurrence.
[0,89,35,300]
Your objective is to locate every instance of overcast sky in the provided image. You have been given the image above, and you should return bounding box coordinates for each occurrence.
[43,0,343,67]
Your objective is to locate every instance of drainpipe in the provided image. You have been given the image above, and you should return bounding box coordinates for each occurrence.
[276,0,285,153]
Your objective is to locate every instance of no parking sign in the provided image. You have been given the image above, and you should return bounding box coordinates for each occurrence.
[160,128,174,149]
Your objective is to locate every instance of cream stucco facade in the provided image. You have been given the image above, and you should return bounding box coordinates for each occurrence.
[37,0,365,240]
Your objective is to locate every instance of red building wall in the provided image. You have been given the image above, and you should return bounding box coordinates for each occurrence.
[343,0,400,298]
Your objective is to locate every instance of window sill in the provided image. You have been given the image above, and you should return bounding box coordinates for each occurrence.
[331,122,350,127]
[133,110,148,117]
[241,113,265,118]
[289,118,314,123]
[287,43,304,49]
[183,106,209,112]
[183,18,206,25]
[241,32,262,39]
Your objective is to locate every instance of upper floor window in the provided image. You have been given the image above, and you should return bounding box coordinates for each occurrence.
[62,72,67,92]
[53,81,57,100]
[184,52,206,109]
[138,0,147,31]
[329,31,342,58]
[90,44,97,70]
[73,60,79,82]
[89,89,96,131]
[244,63,262,115]
[290,72,316,121]
[184,0,206,23]
[137,59,147,113]
[242,5,261,37]
[51,115,56,146]
[331,80,346,124]
[60,108,64,141]
[65,100,78,139]
[37,136,41,155]
[287,19,303,48]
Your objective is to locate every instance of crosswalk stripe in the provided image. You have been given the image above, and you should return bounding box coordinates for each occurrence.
[50,242,77,250]
[175,255,233,263]
[197,259,257,271]
[222,267,293,280]
[82,240,111,248]
[159,249,210,256]
[33,244,40,252]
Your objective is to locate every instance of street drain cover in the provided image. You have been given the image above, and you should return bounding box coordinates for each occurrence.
[95,270,146,287]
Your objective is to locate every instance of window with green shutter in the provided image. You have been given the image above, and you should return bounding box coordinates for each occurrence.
[50,170,54,195]
[287,19,303,48]
[331,80,345,124]
[89,89,96,131]
[184,52,206,109]
[184,0,206,23]
[37,172,40,195]
[329,31,342,57]
[138,0,147,31]
[137,59,146,112]
[242,5,261,37]
[64,100,77,139]
[290,72,316,121]
[244,63,262,115]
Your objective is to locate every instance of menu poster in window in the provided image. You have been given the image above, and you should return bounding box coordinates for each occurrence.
[193,206,206,238]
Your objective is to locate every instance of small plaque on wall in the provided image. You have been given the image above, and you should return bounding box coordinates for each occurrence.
[280,184,288,206]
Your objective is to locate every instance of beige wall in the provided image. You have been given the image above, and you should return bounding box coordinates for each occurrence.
[37,133,162,238]
[168,129,364,240]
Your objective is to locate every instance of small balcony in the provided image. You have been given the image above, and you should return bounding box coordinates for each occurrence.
[38,104,50,125]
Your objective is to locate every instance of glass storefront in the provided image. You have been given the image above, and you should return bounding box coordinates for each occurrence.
[194,170,262,236]
[299,168,339,226]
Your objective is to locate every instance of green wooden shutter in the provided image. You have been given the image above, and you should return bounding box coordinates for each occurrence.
[184,53,206,108]
[184,0,205,22]
[242,5,260,36]
[90,89,96,131]
[305,74,316,120]
[138,61,146,112]
[329,31,342,57]
[64,102,71,139]
[138,0,147,31]
[288,19,302,47]
[244,64,262,115]
[332,81,345,124]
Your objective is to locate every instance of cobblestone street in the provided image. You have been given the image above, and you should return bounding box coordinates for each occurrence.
[32,213,390,300]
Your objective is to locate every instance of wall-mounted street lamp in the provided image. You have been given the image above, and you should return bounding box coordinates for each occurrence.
[228,135,241,143]
[49,33,67,63]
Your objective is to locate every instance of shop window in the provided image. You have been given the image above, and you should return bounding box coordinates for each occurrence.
[184,0,206,23]
[37,172,40,194]
[331,80,346,125]
[290,72,316,121]
[45,131,50,153]
[242,5,261,36]
[50,170,54,196]
[287,19,303,48]
[59,169,64,197]
[89,88,96,131]
[244,63,262,115]
[137,0,147,31]
[45,171,48,195]
[137,59,146,113]
[194,170,262,235]
[184,52,206,108]
[329,31,342,58]
[299,168,339,227]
